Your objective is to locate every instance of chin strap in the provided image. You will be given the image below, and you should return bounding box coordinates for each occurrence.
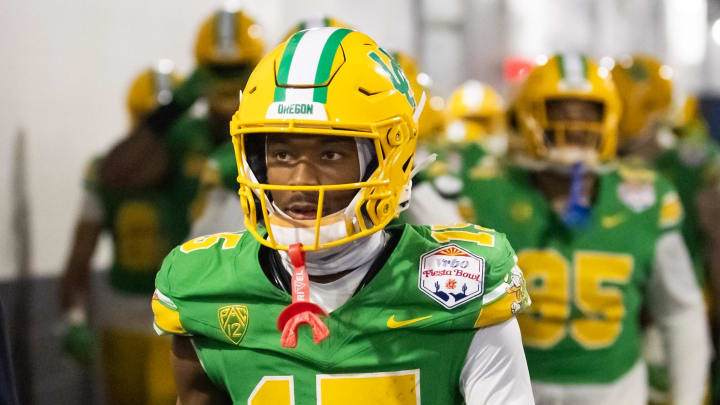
[562,162,591,228]
[276,243,330,348]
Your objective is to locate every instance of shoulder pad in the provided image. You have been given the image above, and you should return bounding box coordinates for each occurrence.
[417,224,530,327]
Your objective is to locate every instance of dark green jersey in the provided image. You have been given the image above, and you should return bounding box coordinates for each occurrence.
[460,165,683,384]
[152,223,529,404]
[86,116,214,293]
[654,131,720,284]
[199,141,238,192]
[415,143,496,200]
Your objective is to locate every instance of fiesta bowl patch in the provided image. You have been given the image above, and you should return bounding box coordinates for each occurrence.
[419,244,485,309]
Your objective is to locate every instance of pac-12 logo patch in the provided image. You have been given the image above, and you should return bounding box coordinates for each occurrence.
[218,305,249,345]
[419,244,485,309]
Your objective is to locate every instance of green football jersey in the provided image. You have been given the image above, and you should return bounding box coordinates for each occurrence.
[460,165,683,384]
[152,223,529,404]
[654,131,720,285]
[86,116,214,294]
[415,143,496,200]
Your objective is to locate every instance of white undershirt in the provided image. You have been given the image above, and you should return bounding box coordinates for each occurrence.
[307,265,370,313]
[647,231,711,405]
[404,182,465,225]
[189,188,244,238]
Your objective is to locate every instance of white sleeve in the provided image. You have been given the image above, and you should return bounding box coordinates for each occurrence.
[189,188,245,238]
[647,231,711,405]
[404,182,464,225]
[79,189,104,223]
[460,318,534,405]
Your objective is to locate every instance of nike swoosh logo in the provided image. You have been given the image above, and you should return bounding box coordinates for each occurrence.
[386,315,432,329]
[601,214,626,228]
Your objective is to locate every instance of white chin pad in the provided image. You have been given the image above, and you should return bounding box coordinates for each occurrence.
[269,211,350,248]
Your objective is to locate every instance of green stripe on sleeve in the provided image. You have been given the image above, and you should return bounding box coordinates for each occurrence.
[312,28,352,103]
[274,30,307,102]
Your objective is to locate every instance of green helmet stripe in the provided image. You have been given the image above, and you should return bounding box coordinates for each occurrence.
[312,28,352,103]
[274,30,308,102]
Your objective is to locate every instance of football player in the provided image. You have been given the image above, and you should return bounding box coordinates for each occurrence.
[460,53,710,404]
[59,62,187,404]
[612,55,720,403]
[613,55,720,291]
[152,27,534,404]
[98,5,264,191]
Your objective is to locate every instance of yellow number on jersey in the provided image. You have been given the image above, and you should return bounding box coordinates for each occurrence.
[180,232,242,253]
[115,201,163,272]
[571,252,634,348]
[517,250,634,349]
[248,376,294,404]
[515,250,569,348]
[430,224,495,247]
[249,370,420,405]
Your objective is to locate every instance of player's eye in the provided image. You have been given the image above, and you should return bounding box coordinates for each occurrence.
[321,151,343,161]
[273,151,292,161]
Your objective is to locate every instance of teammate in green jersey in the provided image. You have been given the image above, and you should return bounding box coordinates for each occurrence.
[460,53,710,404]
[153,27,534,404]
[59,62,199,404]
[612,56,720,403]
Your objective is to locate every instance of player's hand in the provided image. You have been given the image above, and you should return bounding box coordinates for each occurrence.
[59,310,94,368]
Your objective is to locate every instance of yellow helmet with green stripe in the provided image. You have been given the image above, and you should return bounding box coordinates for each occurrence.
[516,53,620,167]
[194,7,265,67]
[230,28,420,251]
[126,60,181,127]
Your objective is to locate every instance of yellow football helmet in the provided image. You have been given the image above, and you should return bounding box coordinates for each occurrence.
[515,53,620,167]
[391,51,445,143]
[230,28,419,251]
[445,81,507,155]
[126,60,181,126]
[281,16,352,43]
[612,55,672,139]
[194,7,265,67]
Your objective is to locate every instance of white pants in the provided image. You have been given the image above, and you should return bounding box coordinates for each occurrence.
[532,360,647,405]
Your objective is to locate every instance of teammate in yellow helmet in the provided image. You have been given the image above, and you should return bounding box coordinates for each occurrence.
[99,5,265,191]
[612,55,674,158]
[153,27,533,404]
[463,53,709,404]
[446,80,508,157]
[59,62,194,405]
[614,54,720,404]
